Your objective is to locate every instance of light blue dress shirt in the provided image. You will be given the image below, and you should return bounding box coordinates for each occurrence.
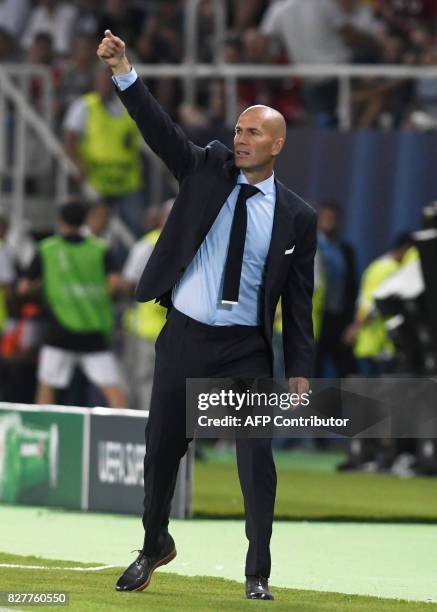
[112,67,276,326]
[112,67,138,91]
[173,173,276,326]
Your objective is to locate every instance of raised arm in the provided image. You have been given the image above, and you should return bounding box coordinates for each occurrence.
[97,30,205,183]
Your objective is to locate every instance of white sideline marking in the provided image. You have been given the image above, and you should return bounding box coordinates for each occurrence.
[0,563,116,571]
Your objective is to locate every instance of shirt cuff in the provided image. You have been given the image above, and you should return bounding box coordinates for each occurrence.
[111,67,138,91]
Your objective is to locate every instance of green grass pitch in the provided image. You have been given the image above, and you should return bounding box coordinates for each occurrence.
[0,553,435,611]
[193,452,437,521]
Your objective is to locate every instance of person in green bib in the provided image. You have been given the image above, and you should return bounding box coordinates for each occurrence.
[344,234,415,375]
[63,66,144,236]
[18,200,127,408]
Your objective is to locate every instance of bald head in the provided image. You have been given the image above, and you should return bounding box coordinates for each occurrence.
[234,105,286,180]
[239,105,286,140]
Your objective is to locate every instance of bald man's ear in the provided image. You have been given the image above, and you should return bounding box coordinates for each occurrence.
[272,137,285,157]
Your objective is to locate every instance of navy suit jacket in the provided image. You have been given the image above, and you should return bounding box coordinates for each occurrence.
[117,78,317,378]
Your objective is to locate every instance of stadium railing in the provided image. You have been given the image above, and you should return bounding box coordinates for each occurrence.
[2,59,437,236]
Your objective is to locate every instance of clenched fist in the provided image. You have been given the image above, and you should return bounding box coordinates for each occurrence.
[97,29,131,76]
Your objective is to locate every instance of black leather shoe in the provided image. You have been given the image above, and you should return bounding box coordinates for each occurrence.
[116,535,176,592]
[245,575,274,600]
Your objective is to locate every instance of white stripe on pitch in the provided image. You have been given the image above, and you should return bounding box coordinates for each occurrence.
[0,563,116,571]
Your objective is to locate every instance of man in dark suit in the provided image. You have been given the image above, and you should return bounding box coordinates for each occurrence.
[98,30,317,601]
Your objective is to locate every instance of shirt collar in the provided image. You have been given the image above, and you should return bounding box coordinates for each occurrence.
[237,171,275,196]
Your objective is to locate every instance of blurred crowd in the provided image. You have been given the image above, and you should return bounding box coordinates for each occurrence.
[1,0,437,252]
[0,197,173,410]
[0,194,427,409]
[1,0,437,133]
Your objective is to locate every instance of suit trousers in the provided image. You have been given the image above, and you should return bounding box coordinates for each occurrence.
[142,307,276,578]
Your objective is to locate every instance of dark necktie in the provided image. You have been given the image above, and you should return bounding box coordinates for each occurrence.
[221,183,260,304]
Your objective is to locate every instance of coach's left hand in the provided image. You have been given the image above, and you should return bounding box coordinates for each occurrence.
[288,377,309,395]
[288,377,309,410]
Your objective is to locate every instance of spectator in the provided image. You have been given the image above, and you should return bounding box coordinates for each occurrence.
[344,234,416,374]
[260,0,383,124]
[25,32,63,101]
[408,44,437,129]
[21,0,78,57]
[131,3,183,118]
[84,201,112,240]
[404,22,435,64]
[83,200,130,267]
[233,0,269,33]
[134,29,160,64]
[74,0,100,38]
[17,199,126,408]
[203,32,243,129]
[119,200,173,411]
[0,26,21,62]
[213,29,303,126]
[24,33,62,194]
[96,0,146,52]
[134,4,182,64]
[57,33,98,119]
[0,217,40,404]
[0,0,30,38]
[315,202,358,377]
[338,0,384,62]
[63,66,144,235]
[0,216,15,337]
[222,33,243,64]
[197,0,217,62]
[352,32,412,127]
[377,0,437,33]
[25,31,55,67]
[178,102,210,131]
[146,0,183,55]
[239,28,304,124]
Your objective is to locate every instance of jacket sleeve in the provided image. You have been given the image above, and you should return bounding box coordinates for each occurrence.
[281,210,317,378]
[116,77,205,183]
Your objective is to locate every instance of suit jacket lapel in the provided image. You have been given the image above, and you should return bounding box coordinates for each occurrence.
[199,158,238,235]
[264,180,294,287]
